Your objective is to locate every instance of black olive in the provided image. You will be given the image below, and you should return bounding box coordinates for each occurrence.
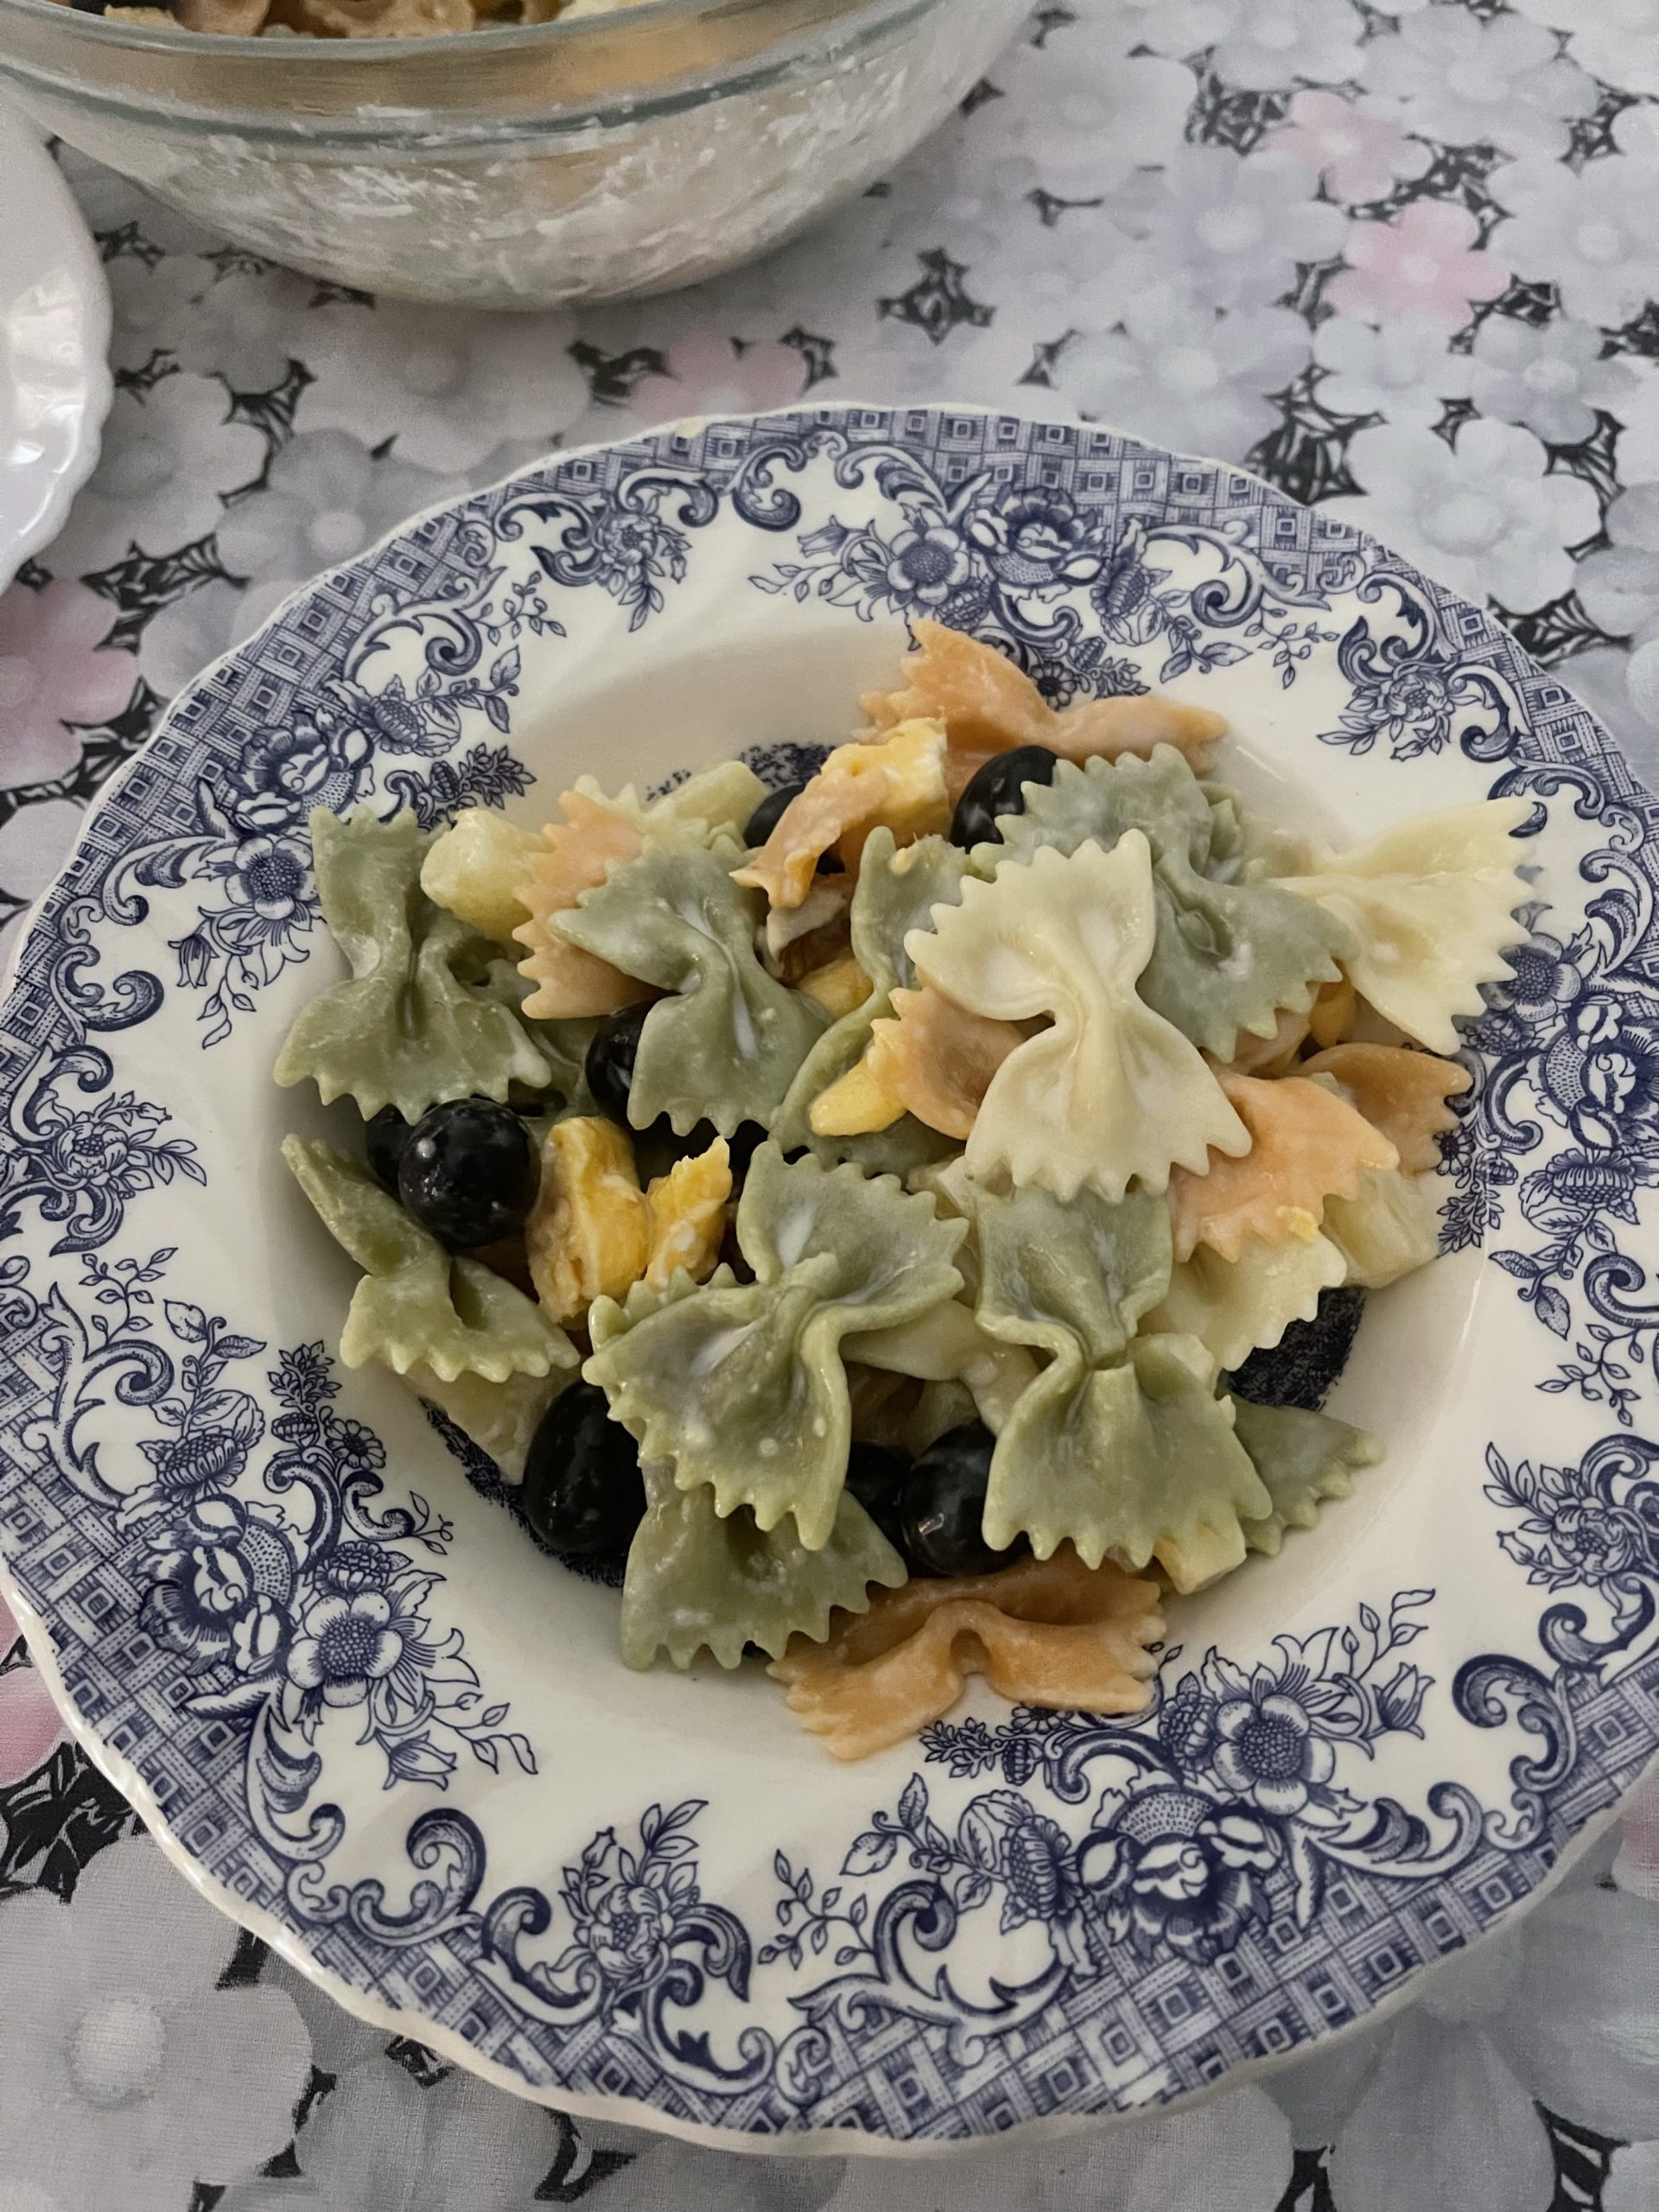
[521,1382,646,1568]
[397,1099,537,1250]
[728,1122,768,1176]
[743,781,842,874]
[586,1007,767,1179]
[949,745,1060,851]
[743,781,804,849]
[365,1106,410,1194]
[1224,1286,1366,1412]
[584,1002,654,1127]
[899,1421,1026,1578]
[845,1441,910,1554]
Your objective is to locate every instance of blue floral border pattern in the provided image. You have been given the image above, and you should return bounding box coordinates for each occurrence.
[2,409,1657,2141]
[4,1254,537,1852]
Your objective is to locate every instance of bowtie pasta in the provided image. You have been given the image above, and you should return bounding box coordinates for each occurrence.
[278,620,1525,1757]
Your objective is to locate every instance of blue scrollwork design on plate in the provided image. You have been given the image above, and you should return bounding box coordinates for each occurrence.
[476,1801,772,2098]
[1316,571,1526,762]
[111,684,535,1050]
[744,429,1363,695]
[6,1255,534,1921]
[1,1065,205,1255]
[1486,1437,1659,1671]
[79,456,737,1052]
[3,407,1659,2145]
[734,1598,1452,2109]
[1442,755,1659,1420]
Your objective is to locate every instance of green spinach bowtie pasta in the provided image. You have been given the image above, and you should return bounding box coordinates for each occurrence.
[279,620,1521,1759]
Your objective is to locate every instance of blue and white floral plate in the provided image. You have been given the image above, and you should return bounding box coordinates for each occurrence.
[3,405,1657,2155]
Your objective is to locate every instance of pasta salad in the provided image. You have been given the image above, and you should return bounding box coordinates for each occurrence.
[279,620,1524,1759]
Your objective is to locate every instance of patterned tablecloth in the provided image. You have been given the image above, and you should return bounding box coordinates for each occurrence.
[3,3,1659,2206]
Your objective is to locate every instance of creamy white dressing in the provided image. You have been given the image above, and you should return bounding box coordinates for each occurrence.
[772,1200,817,1270]
[690,1321,758,1376]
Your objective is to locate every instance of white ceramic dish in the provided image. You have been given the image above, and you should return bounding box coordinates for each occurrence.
[0,103,111,594]
[2,406,1656,2154]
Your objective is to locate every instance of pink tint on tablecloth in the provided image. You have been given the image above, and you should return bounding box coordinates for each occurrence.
[1268,90,1428,207]
[0,1585,64,1788]
[1327,200,1512,331]
[0,579,137,787]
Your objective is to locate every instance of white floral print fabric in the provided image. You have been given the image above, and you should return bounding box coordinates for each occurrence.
[1113,146,1350,314]
[1510,0,1659,99]
[4,1,1659,2203]
[1208,0,1368,93]
[1489,107,1659,328]
[296,299,589,474]
[217,2059,566,2212]
[997,27,1198,197]
[1326,418,1600,613]
[1058,291,1312,462]
[1268,90,1433,203]
[0,1840,309,2212]
[1364,6,1598,159]
[42,372,267,577]
[1466,316,1649,446]
[1311,315,1471,429]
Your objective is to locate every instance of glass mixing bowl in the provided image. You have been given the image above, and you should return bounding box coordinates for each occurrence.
[0,0,1029,307]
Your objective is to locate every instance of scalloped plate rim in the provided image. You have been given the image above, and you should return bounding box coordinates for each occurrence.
[1,1548,1643,2162]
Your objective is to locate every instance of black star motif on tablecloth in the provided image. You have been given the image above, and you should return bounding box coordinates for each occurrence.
[1185,73,1293,156]
[568,339,671,409]
[1342,138,1499,233]
[81,533,236,650]
[534,2113,635,2202]
[114,351,179,398]
[205,245,272,279]
[879,249,993,346]
[308,277,375,308]
[1019,331,1076,388]
[1027,4,1075,48]
[1027,187,1104,228]
[0,1743,142,1901]
[1549,411,1624,524]
[1567,84,1646,164]
[1606,299,1659,360]
[1243,365,1370,507]
[1466,276,1560,338]
[960,78,1004,118]
[227,360,315,461]
[96,222,163,268]
[385,2036,452,2087]
[1497,591,1625,669]
[0,678,162,842]
[780,327,838,389]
